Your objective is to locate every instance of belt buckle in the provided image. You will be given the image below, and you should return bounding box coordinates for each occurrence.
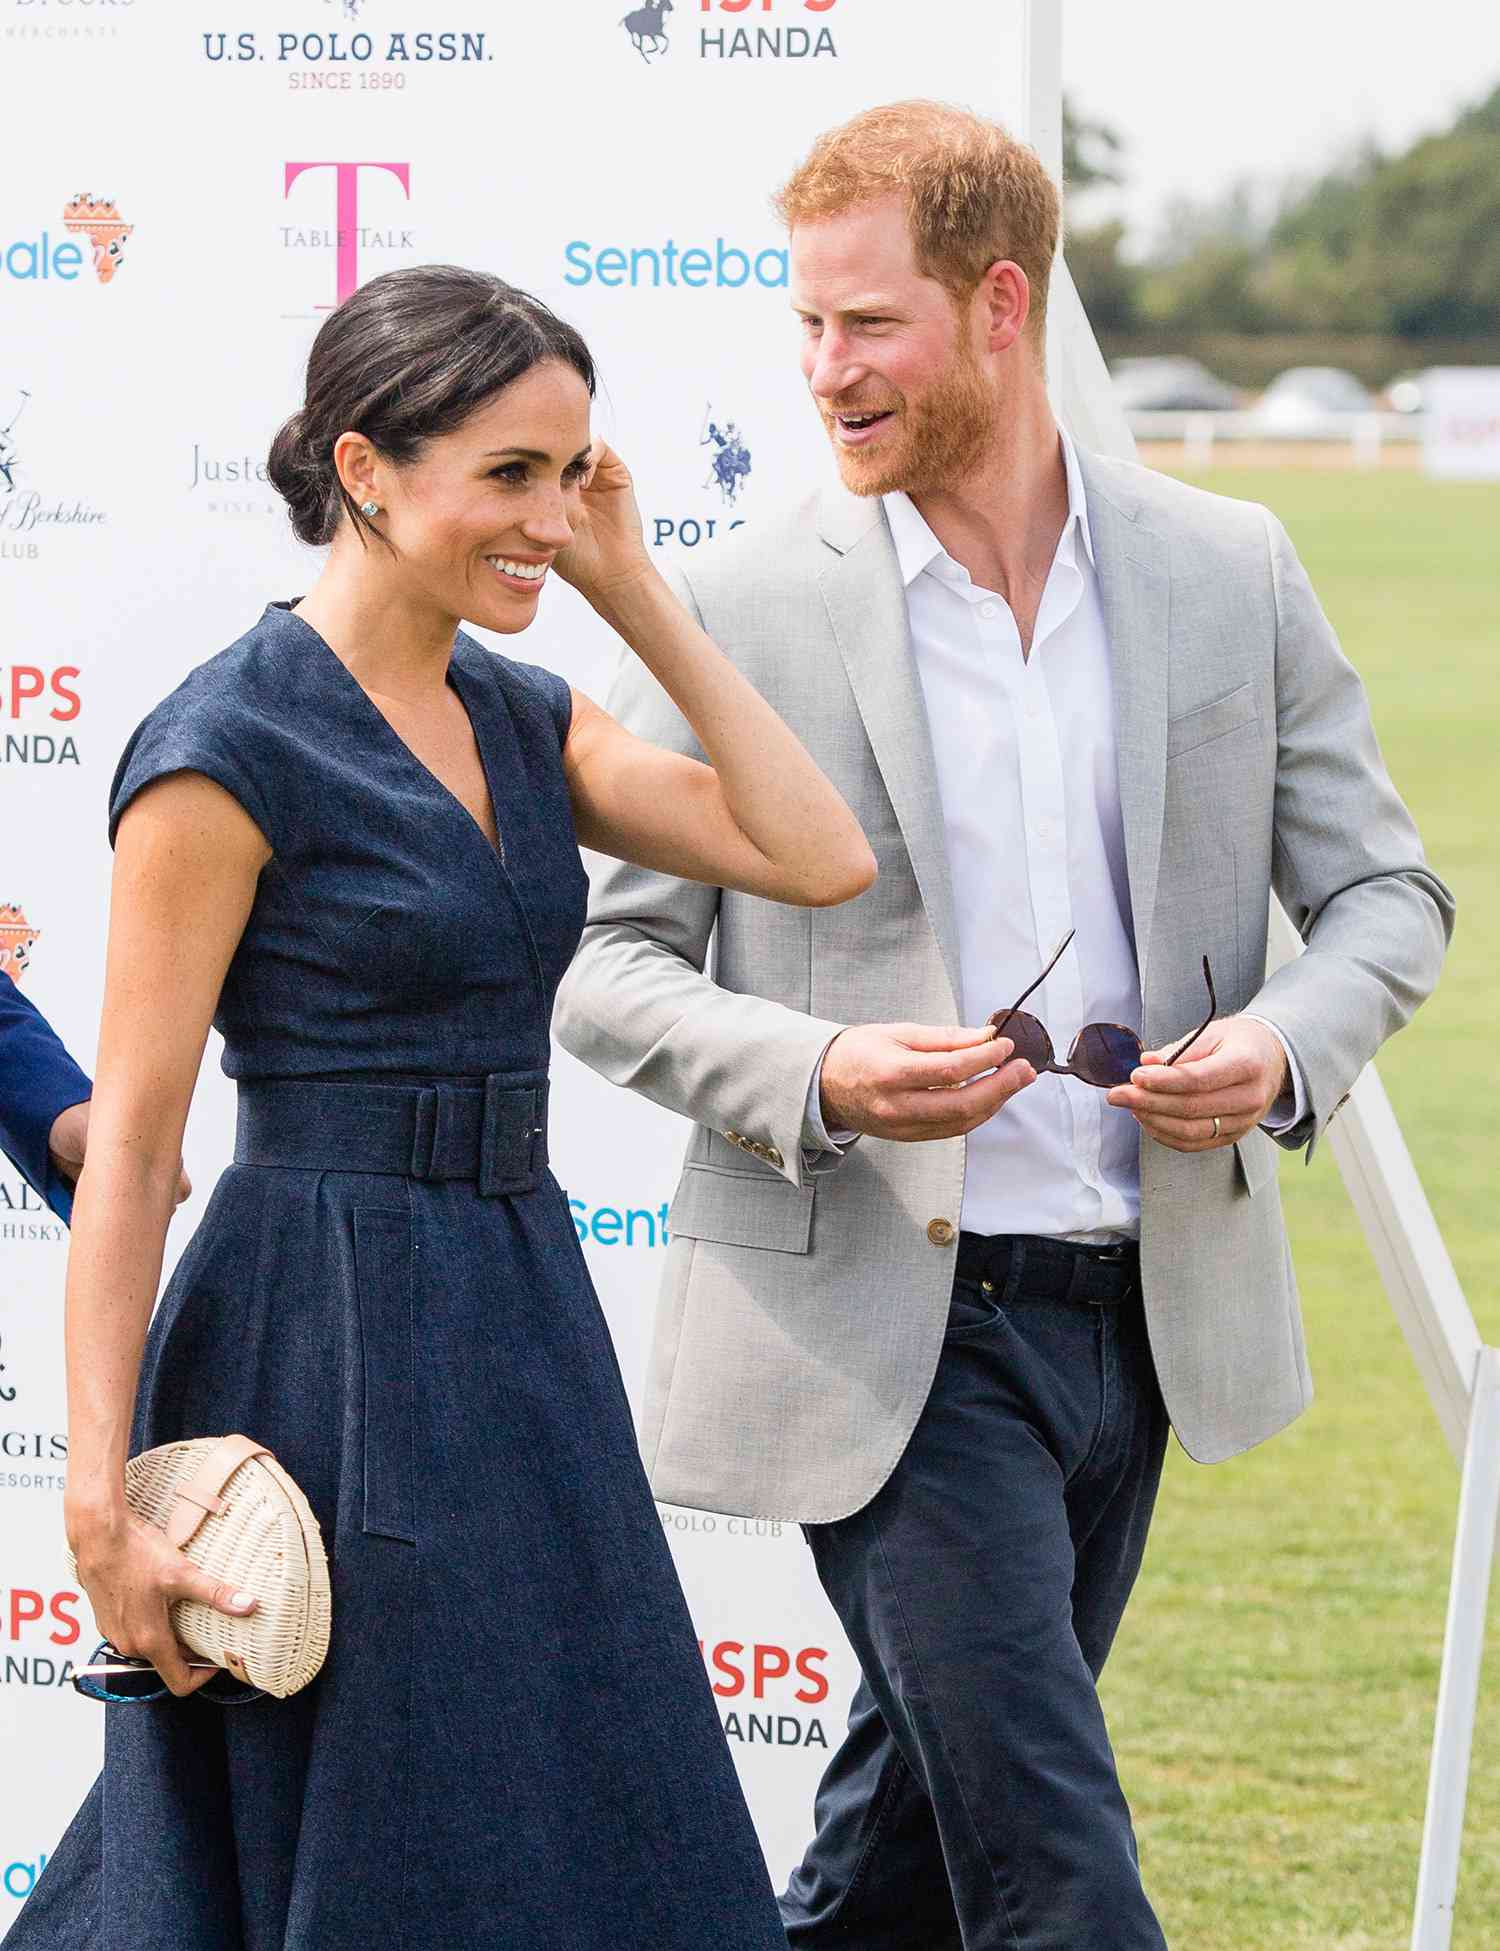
[479,1076,548,1198]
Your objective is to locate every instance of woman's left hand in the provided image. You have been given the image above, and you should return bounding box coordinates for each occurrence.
[553,443,653,608]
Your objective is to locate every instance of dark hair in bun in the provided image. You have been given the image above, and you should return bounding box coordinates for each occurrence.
[266,264,597,547]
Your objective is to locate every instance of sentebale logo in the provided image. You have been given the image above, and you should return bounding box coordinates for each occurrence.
[62,192,133,283]
[0,907,40,985]
[563,237,787,289]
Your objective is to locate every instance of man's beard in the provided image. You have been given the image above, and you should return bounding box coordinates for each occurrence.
[824,346,993,499]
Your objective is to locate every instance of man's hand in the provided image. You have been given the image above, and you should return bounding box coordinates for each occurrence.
[820,1023,1034,1142]
[48,1100,192,1206]
[1106,1016,1288,1153]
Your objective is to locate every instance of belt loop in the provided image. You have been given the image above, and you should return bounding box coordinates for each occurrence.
[529,1079,549,1180]
[409,1087,438,1182]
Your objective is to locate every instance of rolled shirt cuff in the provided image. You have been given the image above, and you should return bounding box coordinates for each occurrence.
[1242,1013,1307,1134]
[802,1044,860,1159]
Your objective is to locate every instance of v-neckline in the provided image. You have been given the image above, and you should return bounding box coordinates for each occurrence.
[273,602,507,866]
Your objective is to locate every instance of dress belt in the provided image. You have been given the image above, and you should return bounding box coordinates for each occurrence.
[234,1074,550,1198]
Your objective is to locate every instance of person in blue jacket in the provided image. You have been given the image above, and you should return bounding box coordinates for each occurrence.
[0,978,93,1223]
[1,981,188,1222]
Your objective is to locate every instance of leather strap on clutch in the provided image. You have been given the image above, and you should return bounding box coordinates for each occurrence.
[163,1434,271,1549]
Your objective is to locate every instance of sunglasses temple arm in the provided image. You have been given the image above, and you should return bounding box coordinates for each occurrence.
[1165,956,1218,1067]
[997,928,1077,1026]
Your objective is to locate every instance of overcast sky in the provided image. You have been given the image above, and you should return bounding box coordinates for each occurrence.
[1061,0,1500,255]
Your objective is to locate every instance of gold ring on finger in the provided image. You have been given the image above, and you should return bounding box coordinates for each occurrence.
[1211,1115,1221,1141]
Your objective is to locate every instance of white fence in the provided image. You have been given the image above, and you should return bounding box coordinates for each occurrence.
[1127,408,1422,463]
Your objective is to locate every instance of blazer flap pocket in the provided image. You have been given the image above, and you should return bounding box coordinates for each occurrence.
[670,1162,814,1256]
[1234,1128,1278,1198]
[1167,682,1258,762]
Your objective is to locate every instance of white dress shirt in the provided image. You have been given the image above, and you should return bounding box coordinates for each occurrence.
[804,433,1302,1241]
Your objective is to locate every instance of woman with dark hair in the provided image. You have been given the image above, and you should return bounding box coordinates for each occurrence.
[8,265,876,1950]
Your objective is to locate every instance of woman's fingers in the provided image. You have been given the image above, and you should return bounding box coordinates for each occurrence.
[161,1561,258,1619]
[146,1634,203,1698]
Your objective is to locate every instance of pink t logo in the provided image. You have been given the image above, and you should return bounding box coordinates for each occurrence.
[284,161,411,308]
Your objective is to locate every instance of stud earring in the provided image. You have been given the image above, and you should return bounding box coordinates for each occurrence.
[360,500,381,518]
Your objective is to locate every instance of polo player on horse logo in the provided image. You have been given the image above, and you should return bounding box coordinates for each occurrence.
[620,0,673,62]
[702,409,752,507]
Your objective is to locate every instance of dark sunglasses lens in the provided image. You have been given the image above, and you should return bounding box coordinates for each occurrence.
[1072,1024,1143,1089]
[990,1010,1053,1072]
[73,1661,167,1704]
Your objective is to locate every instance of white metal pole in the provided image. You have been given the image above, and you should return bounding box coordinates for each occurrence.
[1411,1347,1500,1949]
[1264,905,1481,1466]
[1023,0,1064,188]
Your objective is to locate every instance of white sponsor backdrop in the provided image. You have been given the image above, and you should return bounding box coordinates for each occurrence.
[1421,366,1500,479]
[1,0,1037,1911]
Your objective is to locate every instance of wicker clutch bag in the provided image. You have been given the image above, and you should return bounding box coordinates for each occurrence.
[68,1434,332,1699]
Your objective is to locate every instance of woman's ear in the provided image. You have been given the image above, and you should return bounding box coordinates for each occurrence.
[332,430,382,510]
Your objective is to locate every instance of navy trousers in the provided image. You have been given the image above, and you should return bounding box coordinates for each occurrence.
[780,1234,1171,1951]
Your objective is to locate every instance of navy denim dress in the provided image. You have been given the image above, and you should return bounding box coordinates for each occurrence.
[6,604,784,1951]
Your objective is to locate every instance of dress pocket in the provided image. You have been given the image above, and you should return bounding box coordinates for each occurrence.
[352,1209,417,1544]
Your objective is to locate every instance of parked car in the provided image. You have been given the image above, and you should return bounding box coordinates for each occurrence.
[1248,366,1374,433]
[1109,356,1238,412]
[1385,369,1432,414]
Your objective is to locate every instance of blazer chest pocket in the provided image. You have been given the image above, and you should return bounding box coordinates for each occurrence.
[1166,681,1258,762]
[670,1163,814,1256]
[352,1209,417,1544]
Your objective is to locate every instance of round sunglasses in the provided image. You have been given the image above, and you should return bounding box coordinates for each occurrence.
[987,929,1216,1090]
[72,1640,264,1707]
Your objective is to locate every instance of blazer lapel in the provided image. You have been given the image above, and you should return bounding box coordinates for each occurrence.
[816,484,963,1015]
[1080,454,1172,993]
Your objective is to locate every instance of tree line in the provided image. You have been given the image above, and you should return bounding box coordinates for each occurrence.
[1065,85,1500,383]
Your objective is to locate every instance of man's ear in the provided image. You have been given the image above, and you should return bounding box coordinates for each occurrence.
[977,259,1030,356]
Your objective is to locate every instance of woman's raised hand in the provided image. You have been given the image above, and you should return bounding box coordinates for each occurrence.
[68,1505,257,1697]
[553,442,653,608]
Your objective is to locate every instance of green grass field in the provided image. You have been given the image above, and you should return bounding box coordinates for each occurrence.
[1101,467,1500,1947]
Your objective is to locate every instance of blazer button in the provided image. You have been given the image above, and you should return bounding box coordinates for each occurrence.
[927,1218,957,1247]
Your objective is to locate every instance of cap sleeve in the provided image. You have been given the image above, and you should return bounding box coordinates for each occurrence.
[108,690,276,851]
[512,658,574,750]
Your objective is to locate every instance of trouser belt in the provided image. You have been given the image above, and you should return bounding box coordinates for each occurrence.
[234,1074,550,1197]
[955,1231,1139,1304]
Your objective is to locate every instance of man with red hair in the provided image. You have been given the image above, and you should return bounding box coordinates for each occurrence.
[556,100,1451,1947]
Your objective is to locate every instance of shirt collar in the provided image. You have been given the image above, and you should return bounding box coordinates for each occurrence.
[881,428,1095,591]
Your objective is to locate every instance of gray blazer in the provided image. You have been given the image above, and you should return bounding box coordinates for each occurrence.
[553,448,1454,1523]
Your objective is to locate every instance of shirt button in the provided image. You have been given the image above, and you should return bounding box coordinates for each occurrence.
[927,1218,957,1247]
[1026,693,1041,718]
[979,601,998,619]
